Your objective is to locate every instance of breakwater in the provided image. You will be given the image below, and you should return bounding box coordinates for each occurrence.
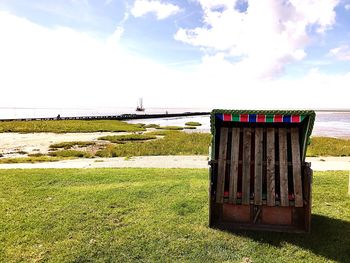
[0,112,210,122]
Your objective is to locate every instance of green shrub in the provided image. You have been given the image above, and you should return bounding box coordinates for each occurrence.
[147,130,173,136]
[16,151,28,155]
[48,150,92,158]
[185,121,202,126]
[49,141,96,149]
[98,134,156,143]
[156,126,184,130]
[0,156,65,164]
[144,124,160,128]
[27,153,45,157]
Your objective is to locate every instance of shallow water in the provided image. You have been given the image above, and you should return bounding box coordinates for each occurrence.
[313,112,350,138]
[128,112,350,138]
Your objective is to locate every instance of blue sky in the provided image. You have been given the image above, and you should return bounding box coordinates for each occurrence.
[0,0,350,109]
[0,0,204,65]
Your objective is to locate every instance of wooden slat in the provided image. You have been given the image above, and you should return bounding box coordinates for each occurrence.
[242,128,251,205]
[229,128,240,204]
[291,127,303,207]
[254,128,263,205]
[303,163,312,232]
[216,127,228,203]
[266,128,275,206]
[279,128,289,206]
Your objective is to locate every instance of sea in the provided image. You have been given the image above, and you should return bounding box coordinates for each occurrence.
[0,107,350,138]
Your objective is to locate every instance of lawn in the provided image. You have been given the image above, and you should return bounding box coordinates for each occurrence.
[0,169,349,262]
[0,120,144,133]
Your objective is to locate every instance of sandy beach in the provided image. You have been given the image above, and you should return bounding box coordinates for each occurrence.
[0,132,130,158]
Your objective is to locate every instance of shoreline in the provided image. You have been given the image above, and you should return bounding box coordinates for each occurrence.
[0,111,210,122]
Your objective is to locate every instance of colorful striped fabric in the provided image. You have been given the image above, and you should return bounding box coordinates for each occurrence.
[217,113,305,123]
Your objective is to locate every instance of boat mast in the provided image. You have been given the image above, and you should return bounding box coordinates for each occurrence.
[136,97,145,111]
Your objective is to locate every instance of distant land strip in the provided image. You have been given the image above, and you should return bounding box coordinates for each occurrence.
[0,112,210,122]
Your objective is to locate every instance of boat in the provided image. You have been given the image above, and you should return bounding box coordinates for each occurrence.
[136,98,145,112]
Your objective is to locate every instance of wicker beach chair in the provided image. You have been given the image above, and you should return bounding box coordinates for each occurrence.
[209,110,315,233]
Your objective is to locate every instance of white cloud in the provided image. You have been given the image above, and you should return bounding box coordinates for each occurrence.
[175,0,339,79]
[107,26,124,44]
[195,0,236,10]
[328,45,350,60]
[0,10,349,111]
[189,58,350,109]
[345,4,350,10]
[0,11,181,108]
[131,0,181,20]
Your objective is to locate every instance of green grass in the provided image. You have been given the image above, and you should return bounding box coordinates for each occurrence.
[96,131,211,157]
[48,150,93,158]
[146,130,171,136]
[307,137,350,157]
[94,133,350,158]
[184,126,197,129]
[98,134,157,143]
[156,126,184,130]
[144,124,160,128]
[95,134,350,158]
[0,120,144,133]
[0,169,349,262]
[49,141,96,149]
[185,121,202,126]
[0,156,69,164]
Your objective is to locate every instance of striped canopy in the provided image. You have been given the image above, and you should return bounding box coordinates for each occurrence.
[216,113,305,123]
[210,109,316,161]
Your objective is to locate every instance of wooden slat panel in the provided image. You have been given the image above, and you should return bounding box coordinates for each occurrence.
[291,127,303,207]
[229,128,240,204]
[254,128,263,205]
[216,127,228,203]
[279,128,289,207]
[242,128,251,205]
[266,128,275,206]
